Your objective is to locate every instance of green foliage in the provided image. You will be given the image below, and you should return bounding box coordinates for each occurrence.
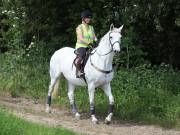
[114,26,147,69]
[0,0,24,53]
[1,53,180,128]
[1,0,179,68]
[0,0,180,129]
[0,108,78,135]
[0,53,49,99]
[111,64,180,127]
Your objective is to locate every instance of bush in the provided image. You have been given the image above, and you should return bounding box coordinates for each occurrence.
[111,64,180,127]
[0,53,49,99]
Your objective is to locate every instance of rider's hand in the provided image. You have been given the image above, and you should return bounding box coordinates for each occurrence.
[89,41,97,48]
[92,41,98,48]
[88,41,98,48]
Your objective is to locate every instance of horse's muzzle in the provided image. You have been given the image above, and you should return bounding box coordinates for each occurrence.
[114,50,118,53]
[113,42,120,53]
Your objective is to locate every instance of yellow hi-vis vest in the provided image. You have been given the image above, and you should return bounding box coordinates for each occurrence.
[75,24,95,49]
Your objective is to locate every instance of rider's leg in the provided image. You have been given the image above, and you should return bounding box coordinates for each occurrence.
[76,47,87,77]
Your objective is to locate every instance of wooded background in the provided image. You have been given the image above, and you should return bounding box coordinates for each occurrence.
[1,0,180,68]
[1,1,180,127]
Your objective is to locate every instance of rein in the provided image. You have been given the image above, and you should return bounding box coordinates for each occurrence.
[93,32,120,56]
[89,31,120,74]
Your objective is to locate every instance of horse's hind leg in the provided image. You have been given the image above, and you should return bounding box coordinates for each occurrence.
[45,70,61,113]
[67,82,80,119]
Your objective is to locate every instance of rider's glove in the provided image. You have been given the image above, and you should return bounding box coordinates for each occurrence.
[89,41,98,48]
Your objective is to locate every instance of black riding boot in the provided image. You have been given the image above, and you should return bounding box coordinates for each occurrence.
[76,57,85,78]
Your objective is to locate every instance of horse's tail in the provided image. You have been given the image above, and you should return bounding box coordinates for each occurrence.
[50,58,60,99]
[52,79,60,99]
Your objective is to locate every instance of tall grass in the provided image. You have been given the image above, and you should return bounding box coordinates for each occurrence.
[0,53,180,128]
[0,107,78,135]
[0,53,49,98]
[112,65,180,128]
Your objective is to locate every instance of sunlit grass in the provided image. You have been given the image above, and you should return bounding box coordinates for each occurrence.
[0,107,78,135]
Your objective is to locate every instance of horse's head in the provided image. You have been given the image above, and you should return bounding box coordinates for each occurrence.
[109,24,123,53]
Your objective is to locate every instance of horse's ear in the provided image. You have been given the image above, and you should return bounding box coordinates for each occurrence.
[118,25,124,33]
[110,23,114,31]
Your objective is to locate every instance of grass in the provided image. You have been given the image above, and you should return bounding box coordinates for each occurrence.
[0,107,78,135]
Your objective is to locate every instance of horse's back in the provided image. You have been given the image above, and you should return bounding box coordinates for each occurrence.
[50,47,76,71]
[53,47,75,56]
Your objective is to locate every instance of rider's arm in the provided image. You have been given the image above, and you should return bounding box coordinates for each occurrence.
[76,26,90,44]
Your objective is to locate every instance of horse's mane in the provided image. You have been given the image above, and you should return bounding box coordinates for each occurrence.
[98,28,120,46]
[98,32,109,46]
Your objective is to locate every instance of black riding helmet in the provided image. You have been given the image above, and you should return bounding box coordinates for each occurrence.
[81,10,92,18]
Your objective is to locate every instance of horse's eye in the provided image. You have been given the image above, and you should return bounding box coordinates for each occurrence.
[110,36,113,39]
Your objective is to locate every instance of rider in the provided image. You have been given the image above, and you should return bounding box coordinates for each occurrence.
[75,10,98,77]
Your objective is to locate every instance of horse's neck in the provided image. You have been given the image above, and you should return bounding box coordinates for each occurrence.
[91,33,114,70]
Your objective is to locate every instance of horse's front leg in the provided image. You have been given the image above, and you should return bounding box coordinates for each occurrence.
[68,82,80,119]
[88,84,98,124]
[102,83,114,124]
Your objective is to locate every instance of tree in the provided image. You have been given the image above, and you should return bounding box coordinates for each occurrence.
[1,0,180,68]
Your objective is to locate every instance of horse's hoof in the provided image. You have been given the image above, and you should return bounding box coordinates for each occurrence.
[91,115,99,124]
[45,109,51,113]
[92,120,99,124]
[75,112,80,119]
[105,113,113,124]
[92,118,99,124]
[105,118,111,124]
[45,105,51,113]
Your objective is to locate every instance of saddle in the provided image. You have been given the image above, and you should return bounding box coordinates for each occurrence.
[73,48,92,78]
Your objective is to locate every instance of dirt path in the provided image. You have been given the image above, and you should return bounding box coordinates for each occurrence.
[0,95,179,135]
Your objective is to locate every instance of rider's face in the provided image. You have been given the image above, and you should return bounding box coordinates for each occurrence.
[84,17,91,24]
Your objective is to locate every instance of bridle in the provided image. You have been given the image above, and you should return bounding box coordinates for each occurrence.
[94,31,120,56]
[90,31,120,74]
